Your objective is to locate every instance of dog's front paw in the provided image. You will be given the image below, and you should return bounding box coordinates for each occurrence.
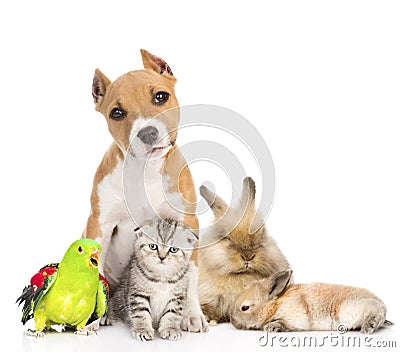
[181,310,209,333]
[131,327,154,341]
[159,327,182,341]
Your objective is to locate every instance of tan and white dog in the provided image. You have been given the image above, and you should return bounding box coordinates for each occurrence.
[83,49,208,332]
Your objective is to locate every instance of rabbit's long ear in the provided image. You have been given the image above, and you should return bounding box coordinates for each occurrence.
[240,177,256,214]
[265,270,293,299]
[200,184,228,220]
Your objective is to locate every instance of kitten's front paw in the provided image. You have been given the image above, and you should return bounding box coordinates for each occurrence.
[159,327,182,341]
[131,327,154,341]
[181,310,209,333]
[100,315,112,326]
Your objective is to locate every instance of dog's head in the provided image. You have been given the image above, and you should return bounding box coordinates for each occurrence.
[92,49,179,159]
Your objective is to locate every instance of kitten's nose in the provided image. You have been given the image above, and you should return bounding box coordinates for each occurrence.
[137,125,159,145]
[158,254,167,262]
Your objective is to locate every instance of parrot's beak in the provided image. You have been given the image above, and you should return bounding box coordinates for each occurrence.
[89,249,100,268]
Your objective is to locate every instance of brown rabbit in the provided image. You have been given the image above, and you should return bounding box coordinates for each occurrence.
[198,177,290,322]
[232,269,393,334]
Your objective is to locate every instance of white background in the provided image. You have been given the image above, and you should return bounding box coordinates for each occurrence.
[1,1,399,351]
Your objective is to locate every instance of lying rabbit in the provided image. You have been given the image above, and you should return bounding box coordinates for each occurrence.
[232,269,392,334]
[199,177,290,322]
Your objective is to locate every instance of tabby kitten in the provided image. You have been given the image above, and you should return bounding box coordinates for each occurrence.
[107,218,198,341]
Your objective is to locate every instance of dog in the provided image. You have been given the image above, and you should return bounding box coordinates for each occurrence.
[83,49,208,332]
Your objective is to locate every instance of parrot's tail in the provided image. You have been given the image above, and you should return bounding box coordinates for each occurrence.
[16,286,35,324]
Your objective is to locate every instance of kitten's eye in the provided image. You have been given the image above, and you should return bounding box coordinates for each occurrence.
[241,305,250,312]
[149,244,158,250]
[169,247,179,254]
[78,246,83,253]
[153,91,169,105]
[109,107,126,121]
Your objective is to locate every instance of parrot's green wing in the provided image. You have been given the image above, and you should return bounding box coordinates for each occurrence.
[32,271,57,313]
[87,274,109,325]
[95,274,109,318]
[16,264,58,324]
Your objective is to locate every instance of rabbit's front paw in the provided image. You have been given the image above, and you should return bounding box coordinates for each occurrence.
[263,321,288,332]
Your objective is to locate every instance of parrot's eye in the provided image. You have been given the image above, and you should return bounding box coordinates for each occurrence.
[78,246,83,253]
[149,244,158,251]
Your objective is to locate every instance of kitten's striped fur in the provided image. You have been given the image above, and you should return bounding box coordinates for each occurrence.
[107,218,197,341]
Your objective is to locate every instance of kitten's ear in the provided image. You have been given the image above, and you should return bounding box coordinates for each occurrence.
[174,228,198,249]
[133,227,143,237]
[186,229,199,247]
[135,219,154,237]
[139,219,154,228]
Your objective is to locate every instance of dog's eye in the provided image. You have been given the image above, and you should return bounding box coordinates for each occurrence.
[241,305,250,312]
[169,247,179,254]
[153,91,169,105]
[149,244,158,251]
[109,107,126,121]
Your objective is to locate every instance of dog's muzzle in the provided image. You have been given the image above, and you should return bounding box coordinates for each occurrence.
[137,125,159,146]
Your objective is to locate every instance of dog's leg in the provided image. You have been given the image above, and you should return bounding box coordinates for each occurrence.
[83,213,117,332]
[182,261,209,332]
[84,213,116,275]
[181,214,208,333]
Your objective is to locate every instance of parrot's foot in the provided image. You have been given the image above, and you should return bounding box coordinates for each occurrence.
[85,318,101,331]
[26,329,44,338]
[74,328,97,336]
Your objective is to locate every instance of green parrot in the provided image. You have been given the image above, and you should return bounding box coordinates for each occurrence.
[16,238,109,337]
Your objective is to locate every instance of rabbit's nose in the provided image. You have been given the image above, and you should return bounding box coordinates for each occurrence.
[241,253,255,262]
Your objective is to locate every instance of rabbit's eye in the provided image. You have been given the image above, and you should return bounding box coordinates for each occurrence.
[241,305,250,312]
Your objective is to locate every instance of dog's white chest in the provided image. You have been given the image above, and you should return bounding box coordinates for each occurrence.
[96,155,184,286]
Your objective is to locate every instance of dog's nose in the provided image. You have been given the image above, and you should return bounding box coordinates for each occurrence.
[137,125,159,145]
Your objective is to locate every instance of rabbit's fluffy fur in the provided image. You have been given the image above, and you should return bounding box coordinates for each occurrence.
[198,177,290,322]
[231,270,392,334]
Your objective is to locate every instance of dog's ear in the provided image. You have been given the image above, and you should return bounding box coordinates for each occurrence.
[140,49,175,79]
[92,69,111,107]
